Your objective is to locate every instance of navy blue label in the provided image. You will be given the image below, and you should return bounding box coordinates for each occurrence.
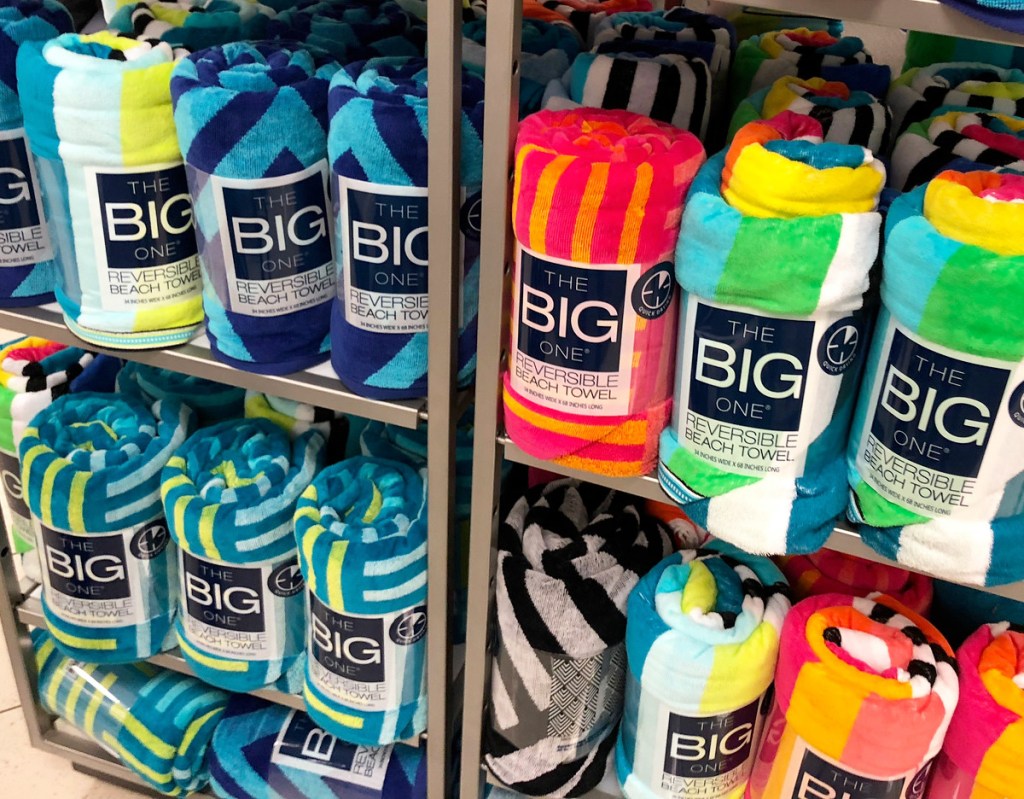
[518,252,627,372]
[0,135,39,230]
[792,751,904,799]
[129,519,169,560]
[631,262,674,321]
[817,315,864,376]
[95,165,196,269]
[223,170,331,281]
[277,712,363,771]
[388,606,427,645]
[309,593,385,683]
[346,186,428,294]
[663,698,759,778]
[871,329,1009,478]
[689,303,813,431]
[182,551,265,633]
[41,527,130,600]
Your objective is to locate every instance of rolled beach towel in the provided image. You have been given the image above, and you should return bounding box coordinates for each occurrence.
[504,108,704,478]
[777,550,933,616]
[245,389,349,463]
[117,361,245,426]
[295,454,428,745]
[17,33,203,349]
[930,621,1024,799]
[746,593,958,799]
[171,42,338,374]
[33,628,229,797]
[659,114,883,556]
[729,76,891,153]
[591,9,735,74]
[523,0,653,44]
[208,694,427,799]
[21,391,194,662]
[890,109,1024,192]
[616,543,789,799]
[162,417,324,692]
[0,0,72,307]
[109,0,276,52]
[485,479,674,798]
[848,171,1024,586]
[904,31,1024,72]
[329,57,483,399]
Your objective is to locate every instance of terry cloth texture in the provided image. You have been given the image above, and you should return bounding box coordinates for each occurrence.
[329,56,483,399]
[245,390,349,464]
[659,114,884,556]
[33,628,229,797]
[21,391,194,662]
[777,550,933,616]
[108,0,276,52]
[208,694,427,799]
[904,31,1024,72]
[936,0,1024,34]
[17,33,203,349]
[162,417,324,692]
[888,62,1024,138]
[848,171,1024,586]
[294,454,428,745]
[745,593,959,799]
[171,42,339,374]
[930,622,1024,799]
[504,108,704,478]
[731,29,890,111]
[485,479,674,798]
[890,109,1024,192]
[616,543,790,799]
[117,361,244,427]
[0,0,72,307]
[730,76,891,153]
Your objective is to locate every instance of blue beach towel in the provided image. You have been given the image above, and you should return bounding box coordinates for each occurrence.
[208,694,427,799]
[21,391,194,662]
[162,417,324,692]
[0,0,71,307]
[328,56,484,399]
[171,42,340,374]
[294,455,427,745]
[109,0,277,52]
[117,360,245,426]
[245,389,349,463]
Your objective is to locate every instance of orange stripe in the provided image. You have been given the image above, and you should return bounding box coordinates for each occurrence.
[528,155,575,254]
[505,388,647,444]
[570,162,609,262]
[555,453,647,476]
[618,163,653,263]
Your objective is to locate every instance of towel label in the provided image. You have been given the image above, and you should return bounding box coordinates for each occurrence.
[270,710,392,794]
[179,551,303,663]
[308,592,426,713]
[0,128,52,268]
[86,162,201,313]
[0,448,32,552]
[855,314,1024,519]
[36,519,173,628]
[676,297,866,478]
[211,161,336,318]
[510,245,652,416]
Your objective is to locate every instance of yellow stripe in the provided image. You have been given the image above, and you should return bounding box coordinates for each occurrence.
[67,471,89,531]
[173,494,190,549]
[64,662,97,722]
[178,637,248,672]
[34,638,55,676]
[179,707,222,754]
[160,472,190,502]
[101,732,175,787]
[326,540,348,611]
[570,162,609,262]
[85,673,119,736]
[50,625,117,652]
[363,483,383,522]
[119,61,179,166]
[301,523,325,595]
[119,714,175,759]
[619,163,653,263]
[198,503,221,561]
[39,459,66,528]
[304,685,365,729]
[45,652,66,710]
[527,155,575,254]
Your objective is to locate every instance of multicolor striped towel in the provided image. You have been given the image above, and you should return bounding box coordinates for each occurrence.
[245,390,349,464]
[616,543,790,799]
[659,113,884,556]
[17,33,203,349]
[329,56,483,399]
[33,628,229,797]
[729,76,891,153]
[171,42,339,374]
[848,171,1024,586]
[109,0,276,52]
[162,417,324,692]
[746,594,958,799]
[0,0,72,307]
[117,361,245,426]
[208,694,427,799]
[504,108,704,478]
[485,479,673,798]
[294,455,428,745]
[890,109,1024,192]
[21,391,194,662]
[777,550,933,616]
[930,621,1024,799]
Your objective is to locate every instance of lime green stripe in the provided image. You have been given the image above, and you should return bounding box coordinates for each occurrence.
[326,541,348,611]
[178,637,248,672]
[304,685,365,729]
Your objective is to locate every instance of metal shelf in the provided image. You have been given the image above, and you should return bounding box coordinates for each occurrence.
[0,305,426,429]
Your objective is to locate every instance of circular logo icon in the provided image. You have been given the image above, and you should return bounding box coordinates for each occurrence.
[906,764,932,799]
[130,521,169,560]
[1,469,22,502]
[389,605,427,646]
[1008,382,1024,429]
[817,317,862,376]
[631,262,674,320]
[268,561,305,598]
[460,191,482,240]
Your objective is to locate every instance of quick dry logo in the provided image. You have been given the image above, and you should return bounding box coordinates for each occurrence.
[273,711,391,789]
[792,751,904,799]
[268,560,304,598]
[182,551,264,633]
[631,262,675,321]
[870,329,1009,479]
[0,134,39,230]
[130,520,169,560]
[41,526,129,601]
[310,593,385,683]
[663,698,760,779]
[389,605,427,646]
